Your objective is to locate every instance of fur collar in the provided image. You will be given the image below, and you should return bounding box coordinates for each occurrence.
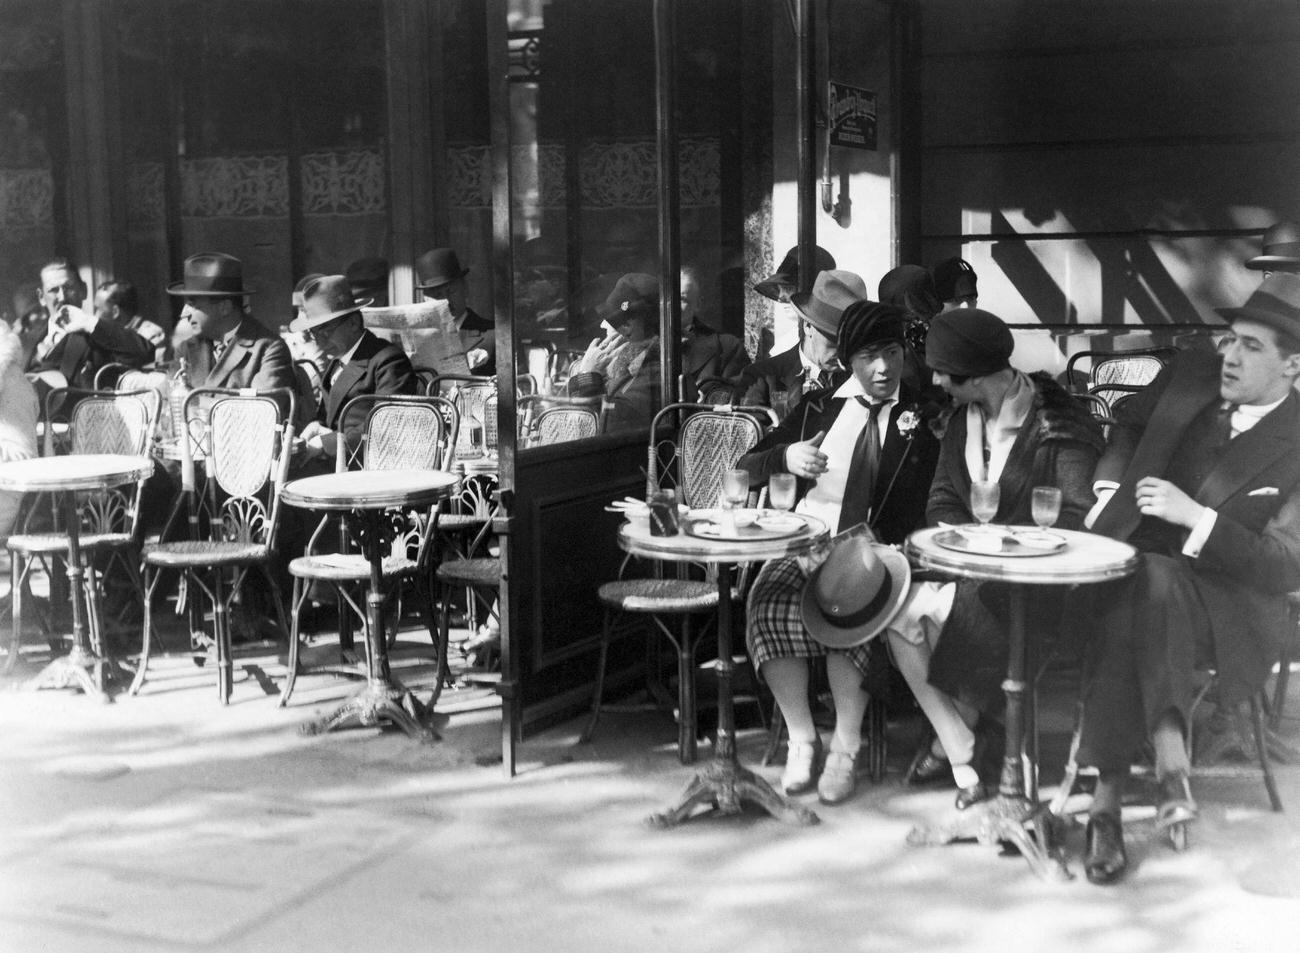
[1029,371,1106,453]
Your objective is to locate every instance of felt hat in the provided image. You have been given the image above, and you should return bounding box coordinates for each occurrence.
[878,265,942,320]
[600,272,659,320]
[930,257,979,302]
[345,257,390,294]
[291,273,326,308]
[1216,271,1300,340]
[753,245,836,301]
[925,308,1015,377]
[801,536,911,649]
[166,252,253,297]
[790,269,867,337]
[289,275,368,332]
[414,248,470,290]
[837,301,907,359]
[1245,222,1300,272]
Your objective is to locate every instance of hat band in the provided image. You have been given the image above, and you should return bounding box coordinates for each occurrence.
[820,572,894,630]
[1263,241,1300,258]
[185,276,245,293]
[1240,291,1300,322]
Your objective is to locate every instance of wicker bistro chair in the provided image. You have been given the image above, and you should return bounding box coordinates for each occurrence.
[517,394,603,447]
[5,388,160,673]
[279,394,459,708]
[581,402,778,764]
[132,387,296,704]
[1064,347,1176,394]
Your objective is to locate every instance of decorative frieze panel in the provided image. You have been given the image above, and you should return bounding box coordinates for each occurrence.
[301,150,385,214]
[128,162,165,227]
[181,155,289,218]
[0,167,53,229]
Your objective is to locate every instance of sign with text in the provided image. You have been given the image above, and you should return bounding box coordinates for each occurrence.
[828,82,877,151]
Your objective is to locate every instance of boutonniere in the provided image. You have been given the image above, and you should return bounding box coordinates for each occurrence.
[896,407,921,439]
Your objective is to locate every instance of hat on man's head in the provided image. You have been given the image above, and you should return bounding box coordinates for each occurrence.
[291,273,326,308]
[1246,222,1300,273]
[289,275,367,332]
[414,248,470,290]
[801,536,911,649]
[837,300,906,360]
[790,269,867,337]
[345,257,389,293]
[166,252,254,297]
[601,272,659,320]
[753,245,836,301]
[1216,271,1300,341]
[878,265,942,320]
[925,308,1015,378]
[930,257,979,302]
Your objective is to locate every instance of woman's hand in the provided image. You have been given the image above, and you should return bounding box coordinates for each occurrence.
[783,430,828,479]
[577,331,625,374]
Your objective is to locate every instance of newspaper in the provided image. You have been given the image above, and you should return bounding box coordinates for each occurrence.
[361,301,470,376]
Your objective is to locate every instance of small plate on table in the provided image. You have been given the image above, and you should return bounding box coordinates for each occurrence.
[933,524,1067,557]
[686,510,809,542]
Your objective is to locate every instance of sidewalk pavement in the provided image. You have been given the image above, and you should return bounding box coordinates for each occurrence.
[1,626,1299,953]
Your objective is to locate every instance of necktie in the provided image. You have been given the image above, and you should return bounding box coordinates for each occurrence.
[1215,401,1237,447]
[210,338,227,365]
[803,368,827,394]
[837,398,887,533]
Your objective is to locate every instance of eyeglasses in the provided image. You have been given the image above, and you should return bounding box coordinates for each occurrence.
[303,316,348,342]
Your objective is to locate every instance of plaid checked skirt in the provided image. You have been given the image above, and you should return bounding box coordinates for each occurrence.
[746,555,872,677]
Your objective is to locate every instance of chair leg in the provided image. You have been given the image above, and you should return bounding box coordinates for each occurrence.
[674,615,698,765]
[1251,693,1284,812]
[762,706,786,767]
[579,607,617,744]
[413,576,448,709]
[1048,701,1085,817]
[212,573,232,705]
[279,576,310,708]
[1273,624,1294,730]
[866,696,888,782]
[5,552,20,674]
[131,565,165,696]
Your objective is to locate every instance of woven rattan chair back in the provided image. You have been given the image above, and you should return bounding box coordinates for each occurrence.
[534,406,600,446]
[364,398,456,471]
[430,374,494,459]
[647,403,776,509]
[1065,346,1176,393]
[67,391,156,457]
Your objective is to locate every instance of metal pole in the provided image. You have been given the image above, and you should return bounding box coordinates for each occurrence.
[796,0,817,290]
[653,0,682,402]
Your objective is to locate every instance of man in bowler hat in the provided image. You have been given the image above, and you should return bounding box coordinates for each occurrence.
[416,248,494,376]
[1074,271,1300,884]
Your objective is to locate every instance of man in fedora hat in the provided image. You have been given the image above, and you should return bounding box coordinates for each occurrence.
[169,252,298,417]
[735,254,845,417]
[738,296,942,805]
[1069,272,1300,884]
[679,266,750,400]
[415,247,494,376]
[291,275,416,462]
[1245,221,1300,275]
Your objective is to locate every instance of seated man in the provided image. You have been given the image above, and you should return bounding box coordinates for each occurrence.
[679,266,750,399]
[1073,272,1300,885]
[883,309,1103,808]
[291,275,417,465]
[37,279,169,387]
[739,297,941,806]
[415,247,494,376]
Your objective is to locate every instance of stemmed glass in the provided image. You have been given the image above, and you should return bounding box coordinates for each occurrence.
[970,480,1001,527]
[768,473,796,512]
[721,468,750,534]
[1031,486,1063,529]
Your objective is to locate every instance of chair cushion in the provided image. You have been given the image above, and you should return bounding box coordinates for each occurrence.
[597,578,719,613]
[8,531,134,555]
[289,553,418,581]
[435,557,500,587]
[143,540,269,567]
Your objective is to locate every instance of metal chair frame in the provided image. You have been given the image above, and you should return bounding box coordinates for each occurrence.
[5,387,160,673]
[280,394,459,709]
[1064,347,1177,394]
[132,387,296,703]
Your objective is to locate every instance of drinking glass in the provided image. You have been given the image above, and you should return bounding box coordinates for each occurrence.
[722,468,750,510]
[768,473,796,512]
[970,480,1000,526]
[1031,486,1063,529]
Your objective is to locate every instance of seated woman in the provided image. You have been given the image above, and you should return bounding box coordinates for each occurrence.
[739,300,941,805]
[0,318,38,537]
[573,273,660,432]
[883,309,1103,808]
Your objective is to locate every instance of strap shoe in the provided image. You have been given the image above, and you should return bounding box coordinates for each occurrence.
[817,745,860,805]
[780,737,822,795]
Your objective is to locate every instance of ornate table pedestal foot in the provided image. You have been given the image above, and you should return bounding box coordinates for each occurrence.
[300,677,438,743]
[25,644,119,703]
[906,794,1072,881]
[646,758,820,829]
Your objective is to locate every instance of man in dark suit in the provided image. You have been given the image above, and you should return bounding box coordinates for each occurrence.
[169,252,299,418]
[292,275,417,464]
[1076,271,1300,884]
[739,299,942,805]
[416,247,494,376]
[679,266,750,399]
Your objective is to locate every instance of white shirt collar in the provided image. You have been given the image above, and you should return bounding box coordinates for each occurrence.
[336,332,366,368]
[832,376,899,405]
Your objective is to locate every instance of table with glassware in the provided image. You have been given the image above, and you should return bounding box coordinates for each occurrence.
[0,453,155,700]
[616,496,829,827]
[281,468,461,741]
[904,522,1138,879]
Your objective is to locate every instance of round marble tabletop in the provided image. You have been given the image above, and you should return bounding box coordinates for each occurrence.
[0,454,154,493]
[906,525,1139,586]
[619,511,828,565]
[282,469,461,512]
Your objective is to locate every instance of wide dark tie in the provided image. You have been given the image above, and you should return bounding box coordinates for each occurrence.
[837,398,886,533]
[1214,401,1237,448]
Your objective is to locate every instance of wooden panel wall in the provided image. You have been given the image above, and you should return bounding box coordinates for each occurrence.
[916,0,1300,336]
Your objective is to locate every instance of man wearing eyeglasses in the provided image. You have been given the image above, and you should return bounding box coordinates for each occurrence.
[292,275,416,463]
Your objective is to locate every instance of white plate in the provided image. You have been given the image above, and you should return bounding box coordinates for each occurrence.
[756,514,803,533]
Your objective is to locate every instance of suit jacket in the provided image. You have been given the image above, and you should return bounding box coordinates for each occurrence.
[681,319,750,396]
[322,330,418,440]
[457,307,495,376]
[1089,349,1300,700]
[178,317,299,420]
[737,383,941,545]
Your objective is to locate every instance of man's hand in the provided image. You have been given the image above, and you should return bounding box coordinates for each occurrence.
[1134,476,1204,529]
[467,347,489,371]
[784,430,828,479]
[296,421,338,460]
[53,305,95,336]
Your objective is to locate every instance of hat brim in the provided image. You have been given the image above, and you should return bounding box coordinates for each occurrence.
[288,298,370,333]
[415,267,470,290]
[801,545,911,649]
[753,272,795,302]
[1245,256,1300,271]
[166,281,254,297]
[790,292,839,337]
[1215,304,1300,338]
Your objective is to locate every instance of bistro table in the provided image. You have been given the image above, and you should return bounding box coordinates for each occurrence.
[0,453,155,700]
[281,469,461,742]
[904,524,1138,880]
[618,510,829,827]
